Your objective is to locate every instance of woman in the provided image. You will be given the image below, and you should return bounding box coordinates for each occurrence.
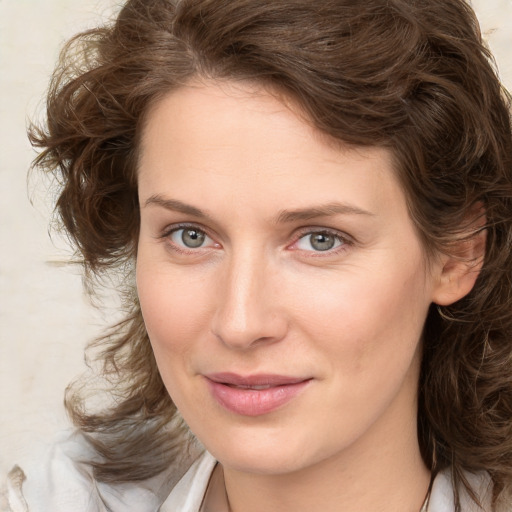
[3,0,512,510]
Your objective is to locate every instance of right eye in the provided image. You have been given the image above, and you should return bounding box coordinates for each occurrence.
[168,227,216,250]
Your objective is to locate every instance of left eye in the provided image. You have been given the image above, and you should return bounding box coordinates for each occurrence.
[169,227,214,249]
[295,232,344,252]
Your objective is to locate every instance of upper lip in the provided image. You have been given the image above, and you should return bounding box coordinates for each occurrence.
[205,372,310,387]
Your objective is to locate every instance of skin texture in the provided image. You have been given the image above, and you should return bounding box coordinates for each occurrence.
[136,81,481,512]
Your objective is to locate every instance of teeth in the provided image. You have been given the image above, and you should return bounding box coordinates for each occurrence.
[229,384,273,390]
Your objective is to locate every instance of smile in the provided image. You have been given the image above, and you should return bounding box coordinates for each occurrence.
[204,373,312,416]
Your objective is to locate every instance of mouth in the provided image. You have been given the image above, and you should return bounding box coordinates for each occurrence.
[204,373,312,416]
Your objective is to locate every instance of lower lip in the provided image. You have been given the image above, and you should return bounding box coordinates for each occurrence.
[206,379,311,416]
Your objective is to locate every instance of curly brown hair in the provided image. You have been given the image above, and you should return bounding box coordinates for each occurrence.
[30,0,512,509]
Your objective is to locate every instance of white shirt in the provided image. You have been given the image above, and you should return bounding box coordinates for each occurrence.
[1,432,496,512]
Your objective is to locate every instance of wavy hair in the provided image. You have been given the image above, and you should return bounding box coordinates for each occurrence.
[30,0,512,509]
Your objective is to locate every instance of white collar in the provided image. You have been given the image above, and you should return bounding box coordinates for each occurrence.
[160,452,217,512]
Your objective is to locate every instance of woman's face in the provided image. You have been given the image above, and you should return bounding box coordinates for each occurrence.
[136,81,444,475]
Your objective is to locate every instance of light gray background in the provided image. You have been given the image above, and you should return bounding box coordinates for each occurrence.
[1,0,511,474]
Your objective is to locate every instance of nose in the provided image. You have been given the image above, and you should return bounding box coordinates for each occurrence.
[211,249,288,350]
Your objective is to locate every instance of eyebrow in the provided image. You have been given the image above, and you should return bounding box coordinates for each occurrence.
[144,195,212,219]
[144,195,374,222]
[276,202,375,223]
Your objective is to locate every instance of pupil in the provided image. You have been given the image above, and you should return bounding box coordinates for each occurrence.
[310,233,335,251]
[182,229,205,248]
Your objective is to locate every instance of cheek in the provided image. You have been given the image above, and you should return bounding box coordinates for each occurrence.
[284,259,430,446]
[136,259,212,359]
[288,256,431,373]
[136,262,213,412]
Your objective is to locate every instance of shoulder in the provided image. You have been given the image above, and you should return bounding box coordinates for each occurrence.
[429,468,501,512]
[2,431,117,512]
[2,431,103,512]
[1,431,201,512]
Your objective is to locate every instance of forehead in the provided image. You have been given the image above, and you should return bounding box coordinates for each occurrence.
[140,80,330,162]
[138,80,406,221]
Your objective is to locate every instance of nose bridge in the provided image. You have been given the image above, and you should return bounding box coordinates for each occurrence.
[211,244,285,349]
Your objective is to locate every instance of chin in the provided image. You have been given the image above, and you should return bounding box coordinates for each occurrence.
[215,446,312,475]
[191,419,334,476]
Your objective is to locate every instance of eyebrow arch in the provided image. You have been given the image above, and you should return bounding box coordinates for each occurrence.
[144,195,374,223]
[144,195,211,219]
[276,202,375,223]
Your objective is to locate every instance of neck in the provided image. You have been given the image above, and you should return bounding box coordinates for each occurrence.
[222,435,430,512]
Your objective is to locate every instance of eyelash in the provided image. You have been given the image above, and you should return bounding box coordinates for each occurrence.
[289,227,352,256]
[159,223,353,256]
[159,223,218,255]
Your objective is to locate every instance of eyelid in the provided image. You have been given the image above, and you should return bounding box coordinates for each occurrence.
[158,223,353,255]
[160,222,221,252]
[287,226,353,254]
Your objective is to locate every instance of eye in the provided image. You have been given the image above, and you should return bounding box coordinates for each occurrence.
[169,227,215,249]
[294,231,345,252]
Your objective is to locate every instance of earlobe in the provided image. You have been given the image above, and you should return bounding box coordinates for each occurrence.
[432,227,486,306]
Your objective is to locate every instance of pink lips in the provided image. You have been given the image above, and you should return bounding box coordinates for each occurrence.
[205,372,311,416]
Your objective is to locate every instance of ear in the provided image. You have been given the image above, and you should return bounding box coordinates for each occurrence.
[431,209,486,306]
